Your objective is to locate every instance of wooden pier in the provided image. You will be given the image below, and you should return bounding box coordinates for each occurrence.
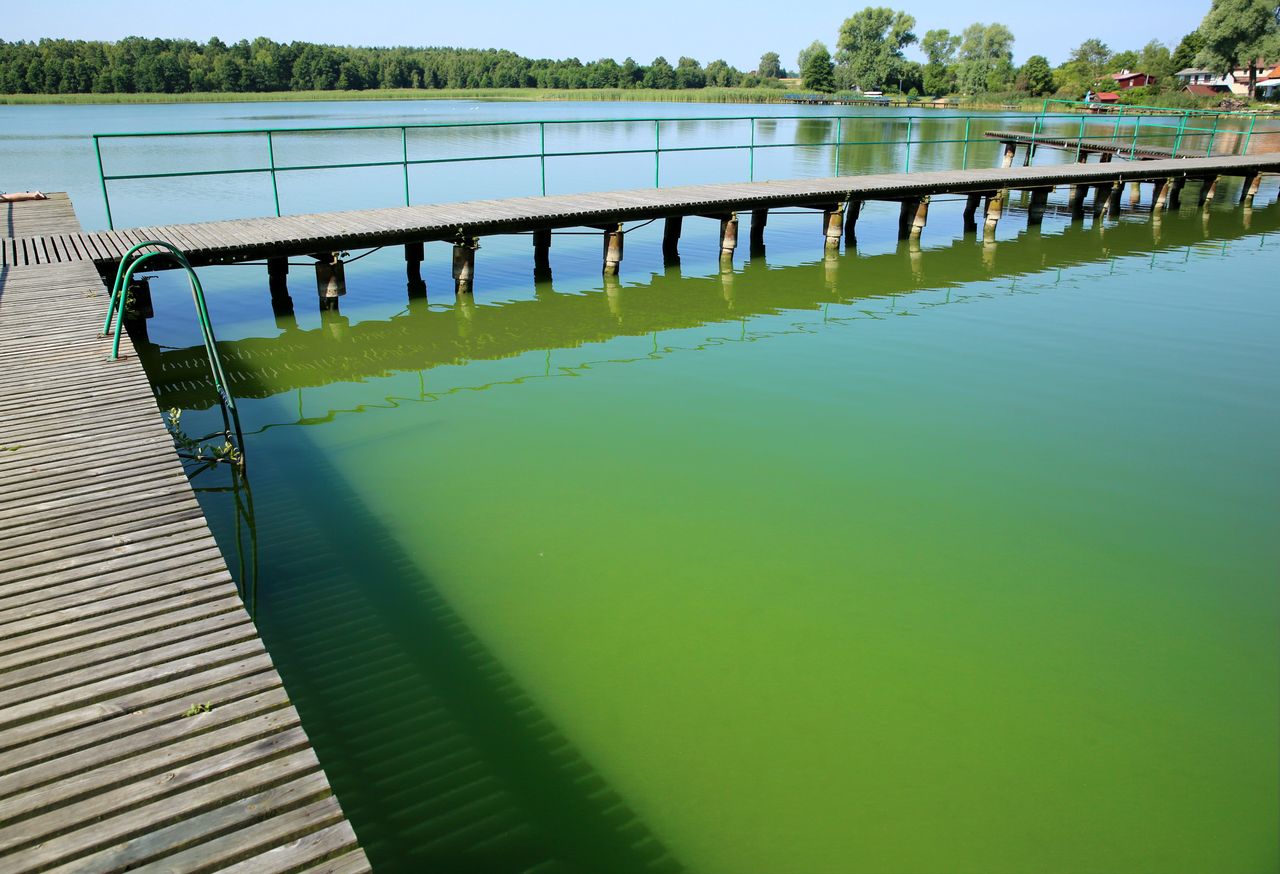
[1,154,1274,304]
[0,197,369,872]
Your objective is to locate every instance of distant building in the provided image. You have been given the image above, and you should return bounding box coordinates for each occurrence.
[1177,61,1278,96]
[1175,68,1231,91]
[1110,70,1154,89]
[1092,91,1121,104]
[1256,64,1280,99]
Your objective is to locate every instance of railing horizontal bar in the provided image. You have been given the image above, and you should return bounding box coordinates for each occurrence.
[91,111,1090,140]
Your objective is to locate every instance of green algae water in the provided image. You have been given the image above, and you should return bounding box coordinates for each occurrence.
[24,102,1267,872]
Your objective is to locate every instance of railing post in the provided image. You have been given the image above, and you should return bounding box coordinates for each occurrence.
[749,117,756,182]
[267,131,281,216]
[1206,114,1220,156]
[93,135,114,230]
[1112,106,1123,145]
[834,116,842,176]
[961,116,970,170]
[904,116,913,173]
[1129,115,1141,159]
[1075,115,1084,163]
[539,122,547,195]
[654,119,661,188]
[1242,114,1256,155]
[401,127,410,205]
[1173,114,1187,155]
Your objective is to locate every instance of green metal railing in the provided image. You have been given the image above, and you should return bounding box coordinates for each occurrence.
[92,107,1270,229]
[104,241,246,466]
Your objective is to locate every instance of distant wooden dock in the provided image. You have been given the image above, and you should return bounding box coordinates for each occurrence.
[0,196,369,872]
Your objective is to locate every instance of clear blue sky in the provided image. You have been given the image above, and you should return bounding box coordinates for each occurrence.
[8,0,1210,71]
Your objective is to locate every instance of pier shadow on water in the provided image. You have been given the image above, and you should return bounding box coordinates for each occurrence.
[197,447,685,874]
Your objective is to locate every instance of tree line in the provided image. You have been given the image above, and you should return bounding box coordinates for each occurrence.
[0,37,789,94]
[797,1,1279,100]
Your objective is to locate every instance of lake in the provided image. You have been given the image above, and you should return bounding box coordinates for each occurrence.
[4,100,1277,873]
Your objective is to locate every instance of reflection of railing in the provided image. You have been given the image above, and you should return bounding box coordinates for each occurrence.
[92,107,1267,228]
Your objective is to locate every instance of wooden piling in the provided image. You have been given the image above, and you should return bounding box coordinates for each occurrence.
[268,256,293,316]
[822,203,844,249]
[1027,188,1049,226]
[602,223,625,275]
[533,227,552,272]
[750,208,768,250]
[1129,181,1142,207]
[984,191,1004,232]
[1152,178,1171,211]
[963,193,982,232]
[1169,177,1185,209]
[1240,173,1262,203]
[1001,142,1017,168]
[844,198,863,245]
[1069,184,1088,219]
[719,213,738,260]
[662,216,682,262]
[1107,181,1123,218]
[1199,176,1218,206]
[898,199,918,240]
[1092,183,1110,217]
[314,253,346,311]
[452,237,478,293]
[910,196,929,238]
[1099,153,1112,164]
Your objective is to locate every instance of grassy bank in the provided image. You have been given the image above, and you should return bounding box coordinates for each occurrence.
[0,87,793,106]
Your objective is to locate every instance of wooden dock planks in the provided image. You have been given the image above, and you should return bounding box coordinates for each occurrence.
[0,197,369,872]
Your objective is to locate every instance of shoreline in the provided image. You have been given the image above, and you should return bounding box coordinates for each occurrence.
[0,87,798,106]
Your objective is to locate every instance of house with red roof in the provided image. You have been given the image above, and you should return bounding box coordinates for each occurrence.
[1110,70,1154,89]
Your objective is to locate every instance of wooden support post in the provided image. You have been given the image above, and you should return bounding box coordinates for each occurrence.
[533,227,552,275]
[602,224,625,275]
[1069,184,1088,219]
[963,193,982,232]
[267,256,293,316]
[750,208,768,251]
[719,212,738,261]
[314,253,345,311]
[1199,176,1218,206]
[1240,173,1262,203]
[1027,188,1050,227]
[452,237,478,294]
[1092,183,1110,218]
[1107,181,1123,219]
[404,241,425,298]
[1099,152,1112,164]
[1129,181,1142,207]
[898,199,919,240]
[404,241,423,267]
[822,203,844,250]
[910,196,929,238]
[1001,142,1017,168]
[1152,178,1171,212]
[1076,152,1090,164]
[844,198,863,245]
[984,191,1005,233]
[1169,177,1185,209]
[662,216,682,263]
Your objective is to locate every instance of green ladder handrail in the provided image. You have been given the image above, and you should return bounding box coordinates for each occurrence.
[103,240,246,467]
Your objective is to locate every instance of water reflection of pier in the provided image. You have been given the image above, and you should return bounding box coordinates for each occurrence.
[142,201,1278,413]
